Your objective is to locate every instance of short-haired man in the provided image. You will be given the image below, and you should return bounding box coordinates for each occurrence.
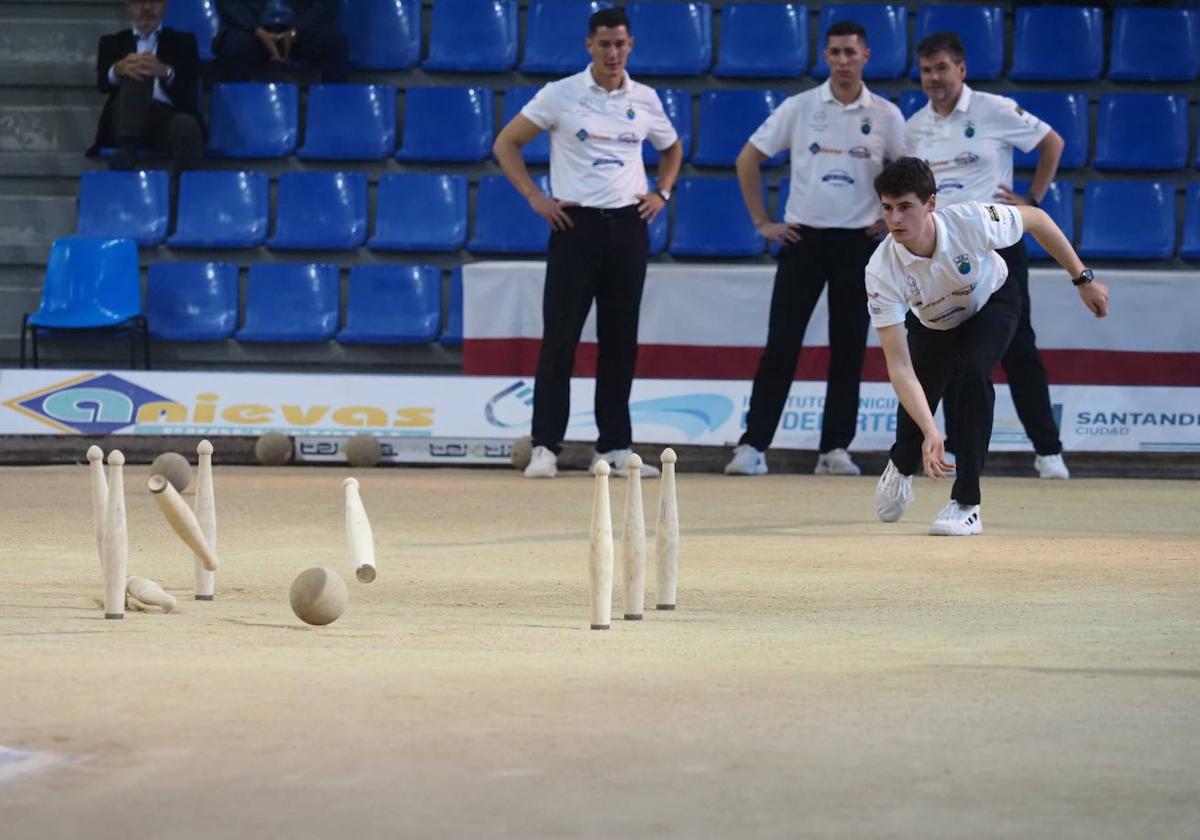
[213,0,349,83]
[867,158,1108,536]
[724,20,906,478]
[493,8,683,478]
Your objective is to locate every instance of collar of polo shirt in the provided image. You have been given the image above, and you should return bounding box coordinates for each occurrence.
[818,78,872,111]
[949,84,973,116]
[586,64,632,96]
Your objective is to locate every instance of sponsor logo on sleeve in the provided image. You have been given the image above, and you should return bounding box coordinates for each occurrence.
[986,205,1000,222]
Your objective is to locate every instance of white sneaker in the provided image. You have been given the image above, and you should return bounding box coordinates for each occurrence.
[523,446,557,478]
[929,500,982,536]
[814,448,861,476]
[1034,453,1069,480]
[724,443,767,476]
[875,460,914,522]
[590,449,661,478]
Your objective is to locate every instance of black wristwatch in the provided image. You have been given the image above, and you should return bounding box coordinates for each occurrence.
[1025,194,1040,208]
[1071,268,1094,286]
[654,187,671,202]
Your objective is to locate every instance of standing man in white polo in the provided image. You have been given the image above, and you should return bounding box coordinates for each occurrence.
[493,7,682,479]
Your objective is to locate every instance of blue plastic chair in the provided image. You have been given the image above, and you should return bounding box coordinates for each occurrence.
[521,1,612,73]
[646,176,668,255]
[1094,94,1189,171]
[1010,6,1103,81]
[626,2,713,76]
[163,0,219,61]
[693,90,785,168]
[168,171,269,248]
[207,83,299,158]
[897,90,926,120]
[423,0,518,72]
[337,265,441,345]
[339,0,420,70]
[268,172,367,250]
[298,84,397,160]
[1013,180,1074,260]
[76,170,170,246]
[237,263,340,342]
[813,4,907,79]
[370,173,468,252]
[669,178,764,257]
[1182,183,1200,260]
[396,87,494,162]
[145,262,239,340]
[440,267,463,346]
[912,5,1004,81]
[714,3,808,78]
[1078,182,1176,260]
[1009,92,1088,171]
[468,175,551,253]
[1110,8,1200,82]
[20,237,148,368]
[501,87,550,164]
[644,88,691,165]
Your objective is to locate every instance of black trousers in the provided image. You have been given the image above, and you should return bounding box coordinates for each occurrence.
[112,78,203,169]
[890,276,1021,506]
[531,206,649,454]
[214,25,350,83]
[739,227,876,453]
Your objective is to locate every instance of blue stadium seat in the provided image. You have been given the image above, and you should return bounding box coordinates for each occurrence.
[468,175,551,253]
[1109,8,1200,81]
[1010,92,1088,170]
[207,83,299,158]
[1078,182,1176,260]
[626,2,713,76]
[1009,6,1103,81]
[714,2,808,78]
[813,4,907,79]
[297,84,397,160]
[693,90,785,168]
[1183,183,1200,260]
[647,176,668,255]
[897,90,926,120]
[370,173,468,252]
[440,267,463,347]
[423,0,518,72]
[76,170,169,246]
[163,0,219,61]
[912,5,1004,81]
[337,265,441,345]
[145,262,238,341]
[669,178,764,257]
[501,87,550,164]
[1013,180,1074,260]
[339,0,420,70]
[1093,94,1189,171]
[395,87,494,162]
[236,263,340,342]
[168,171,269,248]
[268,172,368,250]
[521,1,612,73]
[644,88,691,165]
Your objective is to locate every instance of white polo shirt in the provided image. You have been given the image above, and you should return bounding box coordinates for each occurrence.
[906,85,1050,205]
[521,66,678,209]
[865,201,1024,331]
[749,80,905,229]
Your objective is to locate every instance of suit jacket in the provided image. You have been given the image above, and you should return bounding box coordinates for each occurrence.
[88,27,202,155]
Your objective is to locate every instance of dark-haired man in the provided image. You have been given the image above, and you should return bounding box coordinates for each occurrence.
[213,0,348,82]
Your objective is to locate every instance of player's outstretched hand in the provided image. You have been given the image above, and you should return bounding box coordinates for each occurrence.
[922,431,953,480]
[528,193,578,231]
[1079,279,1109,318]
[755,221,802,245]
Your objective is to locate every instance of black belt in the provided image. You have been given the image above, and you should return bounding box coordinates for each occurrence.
[566,204,641,219]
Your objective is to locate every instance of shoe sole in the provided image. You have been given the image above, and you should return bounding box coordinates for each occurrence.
[928,524,982,536]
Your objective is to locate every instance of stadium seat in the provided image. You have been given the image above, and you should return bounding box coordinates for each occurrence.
[268,172,368,250]
[1093,94,1189,171]
[75,170,169,246]
[339,0,420,70]
[1009,6,1103,81]
[669,178,764,257]
[468,175,551,253]
[1010,92,1088,170]
[714,3,808,78]
[644,88,691,165]
[693,89,785,168]
[163,0,219,61]
[168,171,269,248]
[501,87,550,164]
[297,84,397,160]
[897,90,926,120]
[1109,8,1200,82]
[207,83,299,158]
[395,87,494,162]
[370,173,468,252]
[1078,182,1176,260]
[423,0,518,72]
[912,5,1004,81]
[521,1,612,73]
[647,177,668,255]
[236,263,340,342]
[1183,183,1200,260]
[1013,180,1074,260]
[813,4,907,79]
[440,268,463,347]
[337,265,442,345]
[626,2,713,76]
[145,262,238,341]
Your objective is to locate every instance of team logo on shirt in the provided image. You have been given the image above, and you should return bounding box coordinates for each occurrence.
[860,117,872,135]
[954,152,980,165]
[847,146,871,159]
[986,205,1000,222]
[964,121,976,138]
[626,106,636,120]
[953,254,972,275]
[576,129,589,141]
[617,132,639,144]
[820,170,855,186]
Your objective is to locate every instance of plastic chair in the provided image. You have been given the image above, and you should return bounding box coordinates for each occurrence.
[897,90,926,120]
[669,178,764,257]
[370,173,468,252]
[1013,180,1074,260]
[20,237,148,369]
[145,262,239,340]
[207,83,299,158]
[647,176,668,255]
[75,170,170,246]
[236,263,340,342]
[626,2,713,76]
[339,0,420,70]
[1009,6,1103,81]
[337,264,441,344]
[714,2,808,78]
[423,0,518,72]
[440,267,463,346]
[644,88,691,165]
[912,5,1004,81]
[1009,92,1088,170]
[1078,182,1176,260]
[501,87,550,164]
[395,87,494,162]
[813,4,907,79]
[168,170,269,248]
[521,1,612,73]
[468,175,551,253]
[1110,8,1200,82]
[163,0,219,61]
[693,90,785,168]
[297,84,397,160]
[268,172,368,250]
[1182,183,1200,260]
[1093,94,1189,171]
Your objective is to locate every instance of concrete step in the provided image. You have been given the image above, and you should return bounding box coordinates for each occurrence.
[0,61,94,87]
[0,195,76,247]
[0,104,99,152]
[0,20,117,64]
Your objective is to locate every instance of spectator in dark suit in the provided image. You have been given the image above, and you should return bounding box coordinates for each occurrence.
[213,0,349,82]
[88,0,204,172]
